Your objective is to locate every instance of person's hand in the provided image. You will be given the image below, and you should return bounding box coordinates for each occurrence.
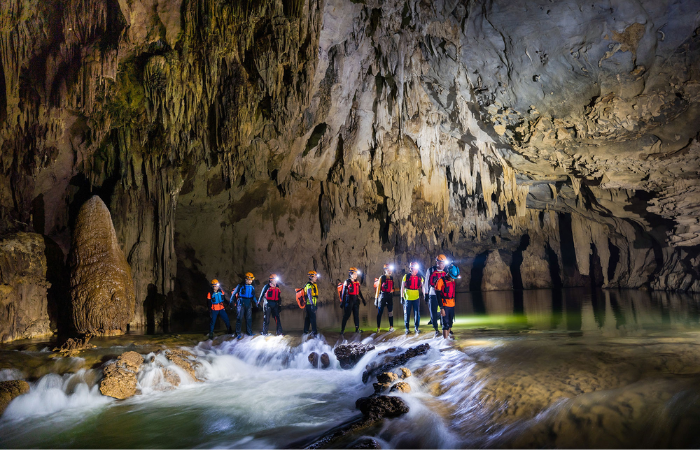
[362,300,367,306]
[441,308,446,317]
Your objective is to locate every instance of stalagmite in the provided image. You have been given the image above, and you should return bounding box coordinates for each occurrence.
[482,251,513,291]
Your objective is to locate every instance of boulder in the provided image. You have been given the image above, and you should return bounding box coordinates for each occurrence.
[308,352,319,367]
[355,395,409,420]
[53,335,95,357]
[390,381,411,393]
[350,438,381,449]
[320,352,330,369]
[376,372,398,384]
[482,251,513,291]
[399,367,412,379]
[334,342,376,369]
[159,348,201,381]
[363,343,430,383]
[0,380,30,414]
[99,351,144,399]
[0,233,52,342]
[69,196,135,335]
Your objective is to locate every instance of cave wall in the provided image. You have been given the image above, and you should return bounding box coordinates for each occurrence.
[1,0,699,328]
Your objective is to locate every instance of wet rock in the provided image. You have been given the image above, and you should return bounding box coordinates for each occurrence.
[355,395,410,420]
[334,343,376,369]
[373,382,391,394]
[0,233,52,342]
[320,352,330,369]
[376,372,398,384]
[163,368,180,387]
[0,380,30,413]
[99,351,144,399]
[363,344,430,383]
[159,349,201,381]
[350,438,381,449]
[308,352,319,367]
[390,381,411,393]
[482,251,513,291]
[69,196,135,336]
[53,335,95,357]
[399,367,412,379]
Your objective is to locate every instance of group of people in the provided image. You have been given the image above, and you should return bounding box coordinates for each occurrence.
[206,254,460,340]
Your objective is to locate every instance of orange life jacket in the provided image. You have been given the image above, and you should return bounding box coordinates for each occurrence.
[437,278,456,308]
[208,290,226,311]
[265,286,280,301]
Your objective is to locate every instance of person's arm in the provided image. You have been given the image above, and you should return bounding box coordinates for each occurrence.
[419,277,426,302]
[375,275,383,300]
[435,279,445,306]
[258,284,269,307]
[306,284,314,305]
[400,275,406,303]
[358,284,366,305]
[423,268,431,295]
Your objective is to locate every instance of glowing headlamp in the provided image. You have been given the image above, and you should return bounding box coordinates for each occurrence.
[357,270,362,275]
[389,265,395,271]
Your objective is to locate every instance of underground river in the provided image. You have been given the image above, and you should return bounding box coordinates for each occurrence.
[2,288,700,448]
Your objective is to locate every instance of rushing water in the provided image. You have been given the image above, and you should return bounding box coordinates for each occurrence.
[2,288,700,448]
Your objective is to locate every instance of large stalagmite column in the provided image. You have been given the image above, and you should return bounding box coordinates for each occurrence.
[482,250,513,291]
[69,196,135,335]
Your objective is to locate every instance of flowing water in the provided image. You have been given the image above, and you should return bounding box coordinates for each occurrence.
[2,288,700,448]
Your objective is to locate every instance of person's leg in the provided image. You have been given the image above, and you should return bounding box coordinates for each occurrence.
[303,308,310,333]
[429,295,439,331]
[353,301,360,331]
[262,305,270,335]
[221,309,232,334]
[273,303,283,335]
[385,295,394,328]
[377,302,384,329]
[236,303,243,336]
[245,302,253,335]
[209,310,216,338]
[413,300,421,331]
[341,303,351,334]
[403,301,410,331]
[310,307,318,335]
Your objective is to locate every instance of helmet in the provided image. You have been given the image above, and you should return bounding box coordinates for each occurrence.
[436,254,448,263]
[448,264,460,278]
[211,279,219,286]
[349,267,359,275]
[308,270,318,278]
[245,272,255,280]
[269,273,278,280]
[409,262,420,270]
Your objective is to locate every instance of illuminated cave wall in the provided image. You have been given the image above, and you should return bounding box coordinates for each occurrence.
[1,0,699,329]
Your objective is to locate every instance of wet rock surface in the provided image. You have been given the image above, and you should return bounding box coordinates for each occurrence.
[335,343,376,369]
[158,348,201,381]
[308,352,331,369]
[355,395,410,420]
[69,197,135,336]
[0,233,52,342]
[53,335,95,357]
[390,382,411,393]
[398,367,412,379]
[99,351,144,399]
[363,344,430,383]
[0,380,30,414]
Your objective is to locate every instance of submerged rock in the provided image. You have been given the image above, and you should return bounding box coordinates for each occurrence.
[399,367,412,379]
[350,438,381,449]
[0,380,30,413]
[355,395,409,420]
[69,196,135,336]
[159,348,201,381]
[334,343,376,369]
[320,353,330,369]
[362,344,430,383]
[390,382,411,393]
[0,233,52,343]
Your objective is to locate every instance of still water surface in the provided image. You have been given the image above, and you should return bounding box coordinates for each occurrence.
[2,288,700,448]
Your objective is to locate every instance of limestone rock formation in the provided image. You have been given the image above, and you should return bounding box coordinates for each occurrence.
[0,380,30,414]
[334,343,376,369]
[53,335,95,357]
[362,343,430,383]
[390,381,411,393]
[0,233,52,342]
[99,351,144,399]
[1,0,700,324]
[482,251,513,291]
[398,367,412,379]
[308,352,331,369]
[158,348,201,381]
[69,196,135,335]
[355,395,410,420]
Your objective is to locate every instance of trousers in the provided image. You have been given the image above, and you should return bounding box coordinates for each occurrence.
[209,308,232,335]
[341,299,360,334]
[236,298,254,336]
[377,293,394,328]
[262,301,283,335]
[403,299,420,331]
[304,304,317,334]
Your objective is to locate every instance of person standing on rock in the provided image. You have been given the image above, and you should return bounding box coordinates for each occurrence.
[233,272,257,339]
[258,274,283,336]
[375,264,396,333]
[304,271,320,336]
[436,264,460,339]
[401,262,425,334]
[207,279,232,340]
[340,267,367,336]
[424,254,448,337]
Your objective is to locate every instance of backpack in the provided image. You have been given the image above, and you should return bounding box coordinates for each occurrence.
[295,288,306,309]
[373,278,379,288]
[337,283,343,302]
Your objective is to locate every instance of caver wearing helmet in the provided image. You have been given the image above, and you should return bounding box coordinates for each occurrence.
[424,254,450,336]
[340,267,367,336]
[401,262,425,334]
[258,274,283,336]
[375,264,396,333]
[435,264,460,339]
[303,270,320,336]
[207,277,232,339]
[232,272,258,339]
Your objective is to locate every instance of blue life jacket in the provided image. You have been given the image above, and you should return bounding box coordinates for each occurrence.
[211,291,225,305]
[237,284,255,298]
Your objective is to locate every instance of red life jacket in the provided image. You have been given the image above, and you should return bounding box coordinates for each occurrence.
[266,286,280,301]
[346,280,360,296]
[381,277,394,293]
[442,280,456,299]
[429,269,446,288]
[404,274,422,290]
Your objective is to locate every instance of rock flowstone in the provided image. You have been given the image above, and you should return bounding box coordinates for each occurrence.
[99,351,144,399]
[334,343,376,369]
[69,196,135,336]
[0,380,30,414]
